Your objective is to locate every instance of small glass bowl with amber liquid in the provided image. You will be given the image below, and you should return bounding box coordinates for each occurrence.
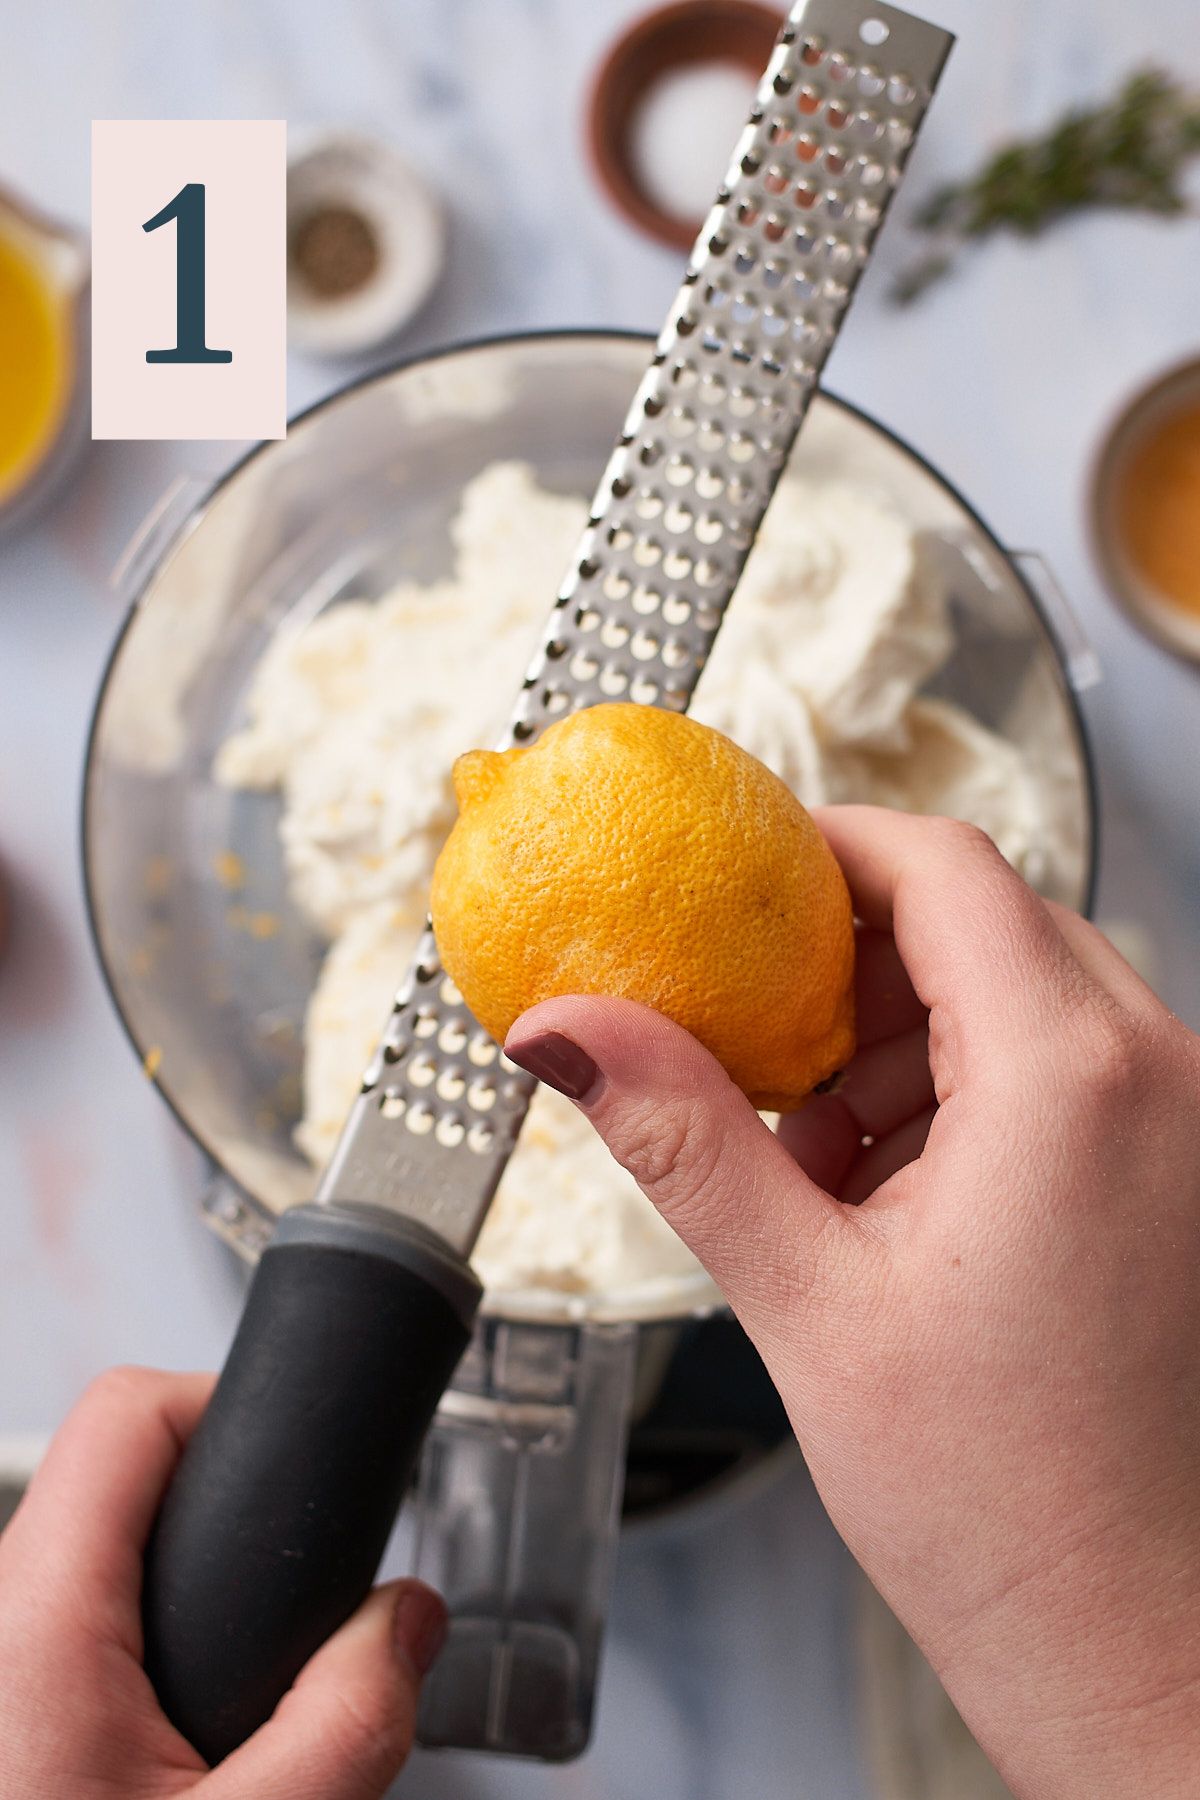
[1091,357,1200,665]
[0,184,89,538]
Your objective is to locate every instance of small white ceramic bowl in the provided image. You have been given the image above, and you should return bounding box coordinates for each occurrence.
[286,131,445,359]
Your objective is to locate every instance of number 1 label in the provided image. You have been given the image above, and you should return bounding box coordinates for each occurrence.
[143,183,233,365]
[92,120,285,441]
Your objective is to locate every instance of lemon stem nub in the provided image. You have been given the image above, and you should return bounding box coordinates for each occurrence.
[452,749,508,811]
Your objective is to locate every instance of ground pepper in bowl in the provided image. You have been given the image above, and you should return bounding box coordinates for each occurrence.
[289,203,380,301]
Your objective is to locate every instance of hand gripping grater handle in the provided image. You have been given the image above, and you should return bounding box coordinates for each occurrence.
[142,0,953,1766]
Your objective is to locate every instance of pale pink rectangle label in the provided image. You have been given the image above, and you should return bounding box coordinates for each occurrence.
[91,120,286,440]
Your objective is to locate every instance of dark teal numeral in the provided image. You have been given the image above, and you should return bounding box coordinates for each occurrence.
[143,183,233,365]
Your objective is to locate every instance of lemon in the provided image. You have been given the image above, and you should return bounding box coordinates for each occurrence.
[431,702,855,1110]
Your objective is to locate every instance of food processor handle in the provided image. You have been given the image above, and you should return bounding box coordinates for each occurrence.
[141,1201,481,1766]
[1010,551,1103,694]
[410,1315,639,1759]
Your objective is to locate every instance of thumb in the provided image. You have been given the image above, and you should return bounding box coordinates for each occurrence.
[204,1580,445,1800]
[505,996,865,1359]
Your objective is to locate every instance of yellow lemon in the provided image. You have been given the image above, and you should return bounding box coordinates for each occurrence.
[431,702,855,1110]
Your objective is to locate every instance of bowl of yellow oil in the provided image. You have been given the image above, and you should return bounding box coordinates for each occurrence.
[1091,356,1200,666]
[0,184,89,535]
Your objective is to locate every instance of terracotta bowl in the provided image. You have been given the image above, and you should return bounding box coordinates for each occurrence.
[587,0,785,250]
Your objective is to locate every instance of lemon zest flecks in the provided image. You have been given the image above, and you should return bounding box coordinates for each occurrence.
[213,850,247,890]
[143,856,173,898]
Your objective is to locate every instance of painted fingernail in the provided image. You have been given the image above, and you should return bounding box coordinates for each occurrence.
[505,1031,603,1103]
[393,1583,448,1677]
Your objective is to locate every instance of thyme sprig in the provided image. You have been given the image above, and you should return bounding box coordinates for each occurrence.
[893,69,1200,304]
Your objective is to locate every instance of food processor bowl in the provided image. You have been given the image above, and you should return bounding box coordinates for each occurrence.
[83,330,1098,1758]
[84,331,1097,1267]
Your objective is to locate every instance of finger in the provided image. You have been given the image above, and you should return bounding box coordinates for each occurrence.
[841,1105,938,1208]
[206,1580,444,1800]
[3,1368,213,1649]
[505,995,876,1356]
[791,1025,933,1143]
[813,807,1085,1057]
[775,1091,862,1194]
[854,928,928,1047]
[778,1025,934,1187]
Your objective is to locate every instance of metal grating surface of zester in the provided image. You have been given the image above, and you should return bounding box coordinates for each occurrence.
[316,0,953,1255]
[508,0,952,748]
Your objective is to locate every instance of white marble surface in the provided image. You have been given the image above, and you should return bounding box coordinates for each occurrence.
[1,1,1198,1795]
